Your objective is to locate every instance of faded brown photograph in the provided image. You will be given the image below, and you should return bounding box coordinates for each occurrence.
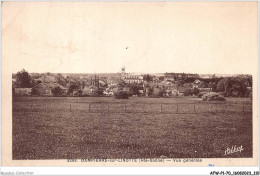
[2,2,258,165]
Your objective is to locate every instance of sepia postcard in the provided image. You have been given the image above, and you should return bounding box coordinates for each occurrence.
[1,1,258,168]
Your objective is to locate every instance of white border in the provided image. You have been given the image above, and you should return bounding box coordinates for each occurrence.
[0,0,259,175]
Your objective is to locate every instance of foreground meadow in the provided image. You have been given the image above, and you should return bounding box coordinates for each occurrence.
[12,97,252,159]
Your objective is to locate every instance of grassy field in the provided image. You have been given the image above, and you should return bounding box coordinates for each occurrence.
[12,96,252,159]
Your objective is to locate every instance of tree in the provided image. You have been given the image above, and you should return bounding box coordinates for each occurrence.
[193,88,200,95]
[208,82,217,92]
[146,87,153,96]
[143,74,153,82]
[217,78,229,93]
[68,84,79,95]
[117,79,126,89]
[56,73,67,87]
[159,76,164,81]
[36,80,42,84]
[52,87,63,97]
[208,82,213,89]
[159,89,166,97]
[128,83,141,96]
[93,88,104,96]
[16,69,32,88]
[211,82,217,92]
[229,77,248,97]
[198,81,207,88]
[216,77,249,97]
[81,81,86,89]
[114,91,129,99]
[78,90,83,96]
[31,88,38,96]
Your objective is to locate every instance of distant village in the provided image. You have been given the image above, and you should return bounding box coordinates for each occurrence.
[12,68,252,98]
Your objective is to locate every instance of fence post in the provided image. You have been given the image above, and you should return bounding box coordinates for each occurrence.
[107,104,109,112]
[194,104,196,114]
[124,104,126,111]
[70,104,71,112]
[89,104,91,112]
[143,104,145,113]
[242,105,244,114]
[176,104,178,114]
[161,104,163,112]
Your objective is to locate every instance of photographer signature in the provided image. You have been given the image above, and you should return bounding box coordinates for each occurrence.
[224,145,243,155]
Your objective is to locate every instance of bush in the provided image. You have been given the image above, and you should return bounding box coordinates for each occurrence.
[114,91,129,99]
[193,88,200,95]
[158,89,166,97]
[52,87,63,97]
[202,92,226,101]
[185,88,200,96]
[31,88,38,96]
[184,90,190,96]
[198,92,208,98]
[218,92,227,97]
[149,94,160,98]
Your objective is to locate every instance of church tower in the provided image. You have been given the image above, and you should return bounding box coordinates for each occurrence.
[121,66,126,78]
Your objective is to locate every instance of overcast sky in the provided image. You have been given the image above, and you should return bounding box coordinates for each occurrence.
[2,2,258,74]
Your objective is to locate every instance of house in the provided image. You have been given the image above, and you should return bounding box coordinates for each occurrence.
[192,79,201,89]
[176,83,193,96]
[177,87,188,96]
[33,83,67,96]
[147,82,165,89]
[199,74,212,79]
[14,88,32,96]
[121,68,143,84]
[144,81,178,97]
[194,79,201,84]
[164,82,178,90]
[198,88,212,96]
[147,81,177,89]
[122,74,143,84]
[164,73,199,80]
[164,76,175,82]
[103,85,119,96]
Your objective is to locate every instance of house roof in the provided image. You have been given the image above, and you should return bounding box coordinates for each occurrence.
[124,77,143,80]
[193,79,201,84]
